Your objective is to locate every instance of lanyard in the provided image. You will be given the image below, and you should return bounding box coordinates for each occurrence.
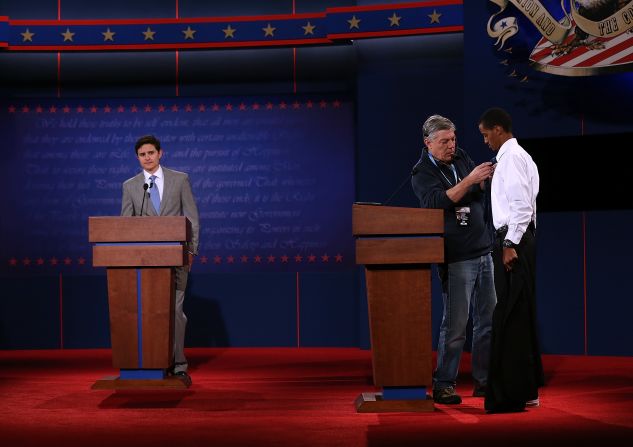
[428,152,459,186]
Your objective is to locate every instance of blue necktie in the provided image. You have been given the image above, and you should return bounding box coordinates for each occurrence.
[149,175,161,214]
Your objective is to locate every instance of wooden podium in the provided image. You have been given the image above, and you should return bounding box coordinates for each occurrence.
[88,216,192,390]
[352,204,444,412]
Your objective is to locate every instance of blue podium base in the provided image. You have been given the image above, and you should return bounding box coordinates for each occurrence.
[119,369,165,380]
[382,386,427,400]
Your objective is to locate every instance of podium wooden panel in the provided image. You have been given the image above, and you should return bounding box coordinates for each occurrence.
[88,216,190,390]
[352,204,444,412]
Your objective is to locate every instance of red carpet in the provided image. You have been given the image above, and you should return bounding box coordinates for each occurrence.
[1,348,632,446]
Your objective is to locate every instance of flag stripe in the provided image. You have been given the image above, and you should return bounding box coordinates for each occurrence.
[575,35,633,67]
[529,24,633,73]
[612,50,633,65]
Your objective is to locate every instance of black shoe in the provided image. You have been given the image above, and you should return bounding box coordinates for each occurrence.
[472,386,487,397]
[433,386,462,404]
[174,371,192,386]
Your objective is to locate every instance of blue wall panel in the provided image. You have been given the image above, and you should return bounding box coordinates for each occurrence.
[355,34,464,207]
[0,276,60,349]
[535,212,585,355]
[179,48,295,96]
[59,0,175,19]
[61,275,110,349]
[185,272,297,347]
[586,211,633,356]
[298,271,358,347]
[296,0,355,13]
[0,54,58,98]
[0,0,57,19]
[60,53,178,98]
[295,45,357,94]
[180,0,293,17]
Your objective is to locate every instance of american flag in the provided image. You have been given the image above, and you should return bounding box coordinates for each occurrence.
[529,22,633,76]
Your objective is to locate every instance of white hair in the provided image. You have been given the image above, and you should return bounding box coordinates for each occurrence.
[422,115,456,141]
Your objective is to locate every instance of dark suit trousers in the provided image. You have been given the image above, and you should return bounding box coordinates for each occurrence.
[485,225,544,412]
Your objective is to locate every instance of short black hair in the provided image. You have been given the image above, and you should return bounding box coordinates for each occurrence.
[134,135,161,154]
[479,107,513,133]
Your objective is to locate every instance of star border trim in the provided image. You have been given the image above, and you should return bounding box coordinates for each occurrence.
[1,2,463,51]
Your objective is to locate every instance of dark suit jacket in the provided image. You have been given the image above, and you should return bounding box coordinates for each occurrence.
[121,166,200,256]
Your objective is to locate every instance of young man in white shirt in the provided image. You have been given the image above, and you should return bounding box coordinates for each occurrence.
[478,107,544,413]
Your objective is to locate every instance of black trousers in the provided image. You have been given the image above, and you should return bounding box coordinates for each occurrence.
[485,224,544,412]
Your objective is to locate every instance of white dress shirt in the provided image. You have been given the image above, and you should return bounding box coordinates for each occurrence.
[491,138,539,245]
[143,165,164,203]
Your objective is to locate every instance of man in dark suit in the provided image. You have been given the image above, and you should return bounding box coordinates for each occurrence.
[121,135,200,381]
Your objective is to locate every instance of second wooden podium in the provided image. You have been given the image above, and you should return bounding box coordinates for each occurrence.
[88,216,192,389]
[352,204,444,412]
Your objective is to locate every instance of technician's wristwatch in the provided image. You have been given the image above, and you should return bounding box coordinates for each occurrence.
[502,239,517,249]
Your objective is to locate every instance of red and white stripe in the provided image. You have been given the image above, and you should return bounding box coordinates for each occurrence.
[530,29,633,70]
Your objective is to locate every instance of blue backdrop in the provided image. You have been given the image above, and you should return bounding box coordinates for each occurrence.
[0,97,355,275]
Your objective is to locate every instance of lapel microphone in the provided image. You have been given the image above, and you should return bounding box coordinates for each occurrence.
[140,183,149,216]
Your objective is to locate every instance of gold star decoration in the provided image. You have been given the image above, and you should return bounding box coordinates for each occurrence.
[388,13,401,27]
[302,21,315,35]
[21,28,35,42]
[223,25,236,39]
[500,47,527,84]
[262,23,276,37]
[182,26,196,40]
[347,15,361,30]
[143,27,156,41]
[61,28,75,42]
[428,10,442,24]
[102,28,115,42]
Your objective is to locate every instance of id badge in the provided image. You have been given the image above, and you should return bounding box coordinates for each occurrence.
[455,206,470,226]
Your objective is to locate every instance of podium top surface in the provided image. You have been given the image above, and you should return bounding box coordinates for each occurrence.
[352,204,443,236]
[88,216,191,243]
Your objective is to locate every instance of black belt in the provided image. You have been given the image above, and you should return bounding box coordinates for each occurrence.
[495,221,535,237]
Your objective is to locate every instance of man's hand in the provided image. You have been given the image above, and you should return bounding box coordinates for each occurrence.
[447,162,494,203]
[466,162,494,186]
[502,247,518,271]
